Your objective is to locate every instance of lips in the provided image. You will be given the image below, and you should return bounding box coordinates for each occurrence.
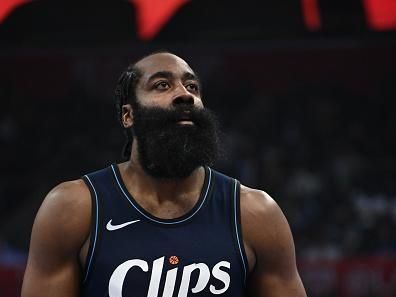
[177,119,194,125]
[177,111,194,124]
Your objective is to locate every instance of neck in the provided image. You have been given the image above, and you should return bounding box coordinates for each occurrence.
[120,142,205,204]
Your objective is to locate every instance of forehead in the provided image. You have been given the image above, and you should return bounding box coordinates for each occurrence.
[135,53,195,81]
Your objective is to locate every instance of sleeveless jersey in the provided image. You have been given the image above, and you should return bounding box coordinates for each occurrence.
[81,164,248,297]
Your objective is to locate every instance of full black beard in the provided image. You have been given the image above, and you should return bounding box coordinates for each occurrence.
[132,103,221,179]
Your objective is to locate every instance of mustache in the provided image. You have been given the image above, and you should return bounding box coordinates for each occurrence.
[133,104,210,127]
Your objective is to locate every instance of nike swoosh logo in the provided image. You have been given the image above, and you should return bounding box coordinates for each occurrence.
[106,219,141,231]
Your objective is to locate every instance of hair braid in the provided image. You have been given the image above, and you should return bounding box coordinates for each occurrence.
[114,65,141,160]
[114,50,172,160]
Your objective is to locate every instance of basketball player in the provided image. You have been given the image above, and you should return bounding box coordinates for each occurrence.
[21,52,307,297]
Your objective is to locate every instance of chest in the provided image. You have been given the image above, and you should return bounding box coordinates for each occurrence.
[84,219,245,297]
[136,199,199,220]
[81,166,248,297]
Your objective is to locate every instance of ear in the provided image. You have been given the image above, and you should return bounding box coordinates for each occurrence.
[121,104,133,128]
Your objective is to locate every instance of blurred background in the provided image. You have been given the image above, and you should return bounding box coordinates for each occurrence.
[1,0,396,296]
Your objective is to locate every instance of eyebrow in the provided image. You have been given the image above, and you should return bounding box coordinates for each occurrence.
[147,71,200,84]
[182,72,199,82]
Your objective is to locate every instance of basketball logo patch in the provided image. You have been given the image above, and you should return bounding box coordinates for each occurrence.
[169,255,179,265]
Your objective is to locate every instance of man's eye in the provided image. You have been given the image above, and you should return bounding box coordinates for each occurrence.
[155,82,170,90]
[186,83,199,92]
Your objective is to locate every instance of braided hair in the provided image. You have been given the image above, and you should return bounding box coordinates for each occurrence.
[114,65,142,160]
[114,51,173,160]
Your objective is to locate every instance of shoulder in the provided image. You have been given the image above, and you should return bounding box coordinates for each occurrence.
[22,180,93,297]
[238,188,307,296]
[239,184,293,256]
[39,179,91,221]
[32,179,92,253]
[239,184,281,223]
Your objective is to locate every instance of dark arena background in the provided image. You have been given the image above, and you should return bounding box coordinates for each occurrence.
[1,1,396,296]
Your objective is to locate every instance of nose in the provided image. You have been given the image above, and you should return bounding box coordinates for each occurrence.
[172,94,194,106]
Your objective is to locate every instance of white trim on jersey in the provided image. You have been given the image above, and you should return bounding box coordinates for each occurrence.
[233,179,247,284]
[83,175,100,283]
[111,165,212,225]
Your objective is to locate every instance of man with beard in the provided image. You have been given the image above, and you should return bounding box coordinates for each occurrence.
[22,52,307,297]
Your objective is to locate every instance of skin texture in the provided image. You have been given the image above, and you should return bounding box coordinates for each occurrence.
[21,53,307,297]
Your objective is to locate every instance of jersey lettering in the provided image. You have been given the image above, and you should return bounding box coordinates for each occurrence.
[109,259,148,297]
[178,263,210,297]
[210,261,231,294]
[108,257,231,297]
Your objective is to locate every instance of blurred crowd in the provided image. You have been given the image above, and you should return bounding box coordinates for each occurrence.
[218,87,396,260]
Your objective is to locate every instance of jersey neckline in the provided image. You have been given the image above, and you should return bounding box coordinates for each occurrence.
[110,164,212,225]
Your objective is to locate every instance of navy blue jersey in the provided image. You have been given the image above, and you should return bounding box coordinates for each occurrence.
[81,164,248,297]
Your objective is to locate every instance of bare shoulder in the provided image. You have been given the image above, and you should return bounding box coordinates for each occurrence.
[240,185,276,208]
[33,179,92,253]
[239,184,283,225]
[38,179,91,224]
[239,184,293,257]
[240,185,307,297]
[22,179,92,297]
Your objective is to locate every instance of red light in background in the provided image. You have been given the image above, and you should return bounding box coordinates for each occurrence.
[301,0,322,31]
[0,0,31,23]
[4,0,393,39]
[131,0,190,40]
[363,0,396,30]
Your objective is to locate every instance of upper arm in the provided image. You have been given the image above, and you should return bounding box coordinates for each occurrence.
[241,188,307,297]
[21,180,91,297]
